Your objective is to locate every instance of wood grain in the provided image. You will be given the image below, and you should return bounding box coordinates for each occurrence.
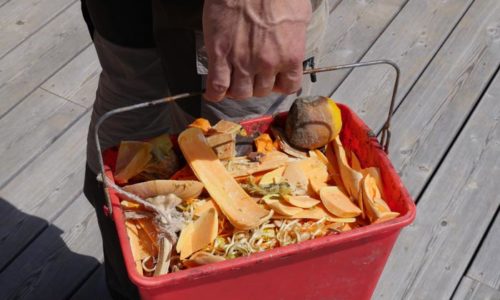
[332,0,475,131]
[0,0,74,57]
[0,2,91,116]
[386,0,500,197]
[373,71,500,299]
[453,276,500,300]
[466,210,500,289]
[0,112,90,270]
[312,0,408,96]
[41,45,100,108]
[0,194,102,300]
[0,88,85,187]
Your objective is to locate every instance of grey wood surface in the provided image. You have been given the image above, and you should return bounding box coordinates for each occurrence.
[41,45,101,108]
[1,0,500,298]
[313,0,408,96]
[0,194,102,300]
[385,0,500,197]
[0,88,85,187]
[374,70,500,299]
[332,0,475,132]
[0,2,90,117]
[465,203,500,289]
[0,0,74,57]
[453,277,500,300]
[0,112,89,271]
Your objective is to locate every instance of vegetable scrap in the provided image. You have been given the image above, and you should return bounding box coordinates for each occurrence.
[115,100,400,276]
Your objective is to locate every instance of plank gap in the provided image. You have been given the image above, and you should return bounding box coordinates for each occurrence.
[0,189,85,273]
[0,107,91,190]
[450,203,500,299]
[412,63,500,205]
[327,0,411,97]
[389,0,478,118]
[40,87,88,109]
[0,0,78,60]
[0,41,92,120]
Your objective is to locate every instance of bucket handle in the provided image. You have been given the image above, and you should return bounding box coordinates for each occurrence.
[95,60,400,217]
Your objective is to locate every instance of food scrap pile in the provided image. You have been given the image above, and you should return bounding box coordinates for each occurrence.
[114,97,400,277]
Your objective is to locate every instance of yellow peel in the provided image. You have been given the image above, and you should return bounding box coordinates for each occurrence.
[178,128,270,230]
[123,180,204,201]
[263,196,303,216]
[177,208,218,260]
[283,195,320,208]
[319,186,362,218]
[331,137,364,200]
[259,166,285,185]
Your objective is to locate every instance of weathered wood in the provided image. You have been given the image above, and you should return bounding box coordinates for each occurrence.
[466,210,500,290]
[70,266,113,300]
[0,112,90,270]
[453,276,500,300]
[332,0,475,131]
[0,194,102,300]
[0,2,91,116]
[386,0,500,197]
[373,71,500,299]
[0,88,85,187]
[41,45,101,108]
[0,0,74,57]
[313,0,407,94]
[312,0,408,96]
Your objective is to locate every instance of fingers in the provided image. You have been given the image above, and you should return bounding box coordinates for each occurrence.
[204,59,231,102]
[253,72,276,97]
[226,69,254,100]
[273,66,303,94]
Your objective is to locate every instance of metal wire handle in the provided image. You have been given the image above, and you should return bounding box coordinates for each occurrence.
[95,59,400,216]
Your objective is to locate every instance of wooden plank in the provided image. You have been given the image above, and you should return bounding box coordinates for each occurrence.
[384,0,500,197]
[0,112,90,270]
[41,45,100,108]
[331,0,475,131]
[0,194,102,299]
[0,88,85,187]
[0,2,91,116]
[453,276,500,300]
[373,71,500,299]
[313,0,408,96]
[467,210,500,289]
[0,0,74,57]
[70,266,113,300]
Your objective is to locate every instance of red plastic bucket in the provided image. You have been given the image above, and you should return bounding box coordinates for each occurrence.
[103,103,416,300]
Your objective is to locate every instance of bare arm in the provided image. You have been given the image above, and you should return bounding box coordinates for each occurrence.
[203,0,312,101]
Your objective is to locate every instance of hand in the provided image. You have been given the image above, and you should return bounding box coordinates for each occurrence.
[203,0,312,101]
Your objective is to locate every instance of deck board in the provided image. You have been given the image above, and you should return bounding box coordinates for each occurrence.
[374,69,500,299]
[1,0,500,299]
[313,0,408,96]
[0,112,89,271]
[0,2,90,116]
[0,0,75,58]
[0,89,85,187]
[0,194,102,300]
[332,0,475,131]
[453,276,500,300]
[41,45,101,108]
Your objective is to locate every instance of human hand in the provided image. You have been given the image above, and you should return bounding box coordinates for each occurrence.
[202,0,312,101]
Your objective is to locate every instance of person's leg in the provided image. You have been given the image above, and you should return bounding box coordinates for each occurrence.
[83,165,140,300]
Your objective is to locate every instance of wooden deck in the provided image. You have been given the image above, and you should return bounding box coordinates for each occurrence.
[0,0,499,299]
